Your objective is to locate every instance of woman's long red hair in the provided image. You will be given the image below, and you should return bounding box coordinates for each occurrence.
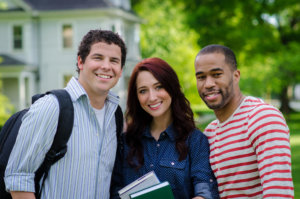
[125,57,195,168]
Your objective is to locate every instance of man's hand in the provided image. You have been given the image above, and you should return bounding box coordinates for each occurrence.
[10,191,35,199]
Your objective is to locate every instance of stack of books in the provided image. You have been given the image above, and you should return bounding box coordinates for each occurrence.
[129,181,174,199]
[118,171,174,199]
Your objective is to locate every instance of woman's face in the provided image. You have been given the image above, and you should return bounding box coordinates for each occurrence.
[136,71,172,120]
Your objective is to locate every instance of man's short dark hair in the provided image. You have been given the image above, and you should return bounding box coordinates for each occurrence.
[197,44,237,70]
[76,29,127,72]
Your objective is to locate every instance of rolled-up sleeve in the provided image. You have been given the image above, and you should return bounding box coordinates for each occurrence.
[4,95,59,192]
[189,129,219,199]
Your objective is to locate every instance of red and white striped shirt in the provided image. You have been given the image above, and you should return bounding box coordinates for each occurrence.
[204,96,294,198]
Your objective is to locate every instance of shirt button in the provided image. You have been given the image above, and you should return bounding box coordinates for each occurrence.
[171,162,175,166]
[157,143,160,147]
[150,164,154,167]
[210,179,213,182]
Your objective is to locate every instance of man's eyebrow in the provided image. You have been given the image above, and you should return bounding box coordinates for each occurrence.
[111,57,121,61]
[91,53,103,57]
[211,68,224,72]
[91,53,120,61]
[195,68,224,76]
[195,71,203,76]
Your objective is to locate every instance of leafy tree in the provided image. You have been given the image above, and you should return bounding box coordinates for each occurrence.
[0,80,14,128]
[132,0,206,112]
[132,0,300,114]
[181,0,300,114]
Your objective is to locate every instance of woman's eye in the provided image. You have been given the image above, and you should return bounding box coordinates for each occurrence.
[156,85,163,90]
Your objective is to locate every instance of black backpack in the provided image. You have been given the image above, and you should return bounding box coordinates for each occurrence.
[0,89,123,199]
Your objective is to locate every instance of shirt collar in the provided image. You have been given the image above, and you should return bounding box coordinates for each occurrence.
[143,123,176,141]
[65,77,86,101]
[65,77,119,105]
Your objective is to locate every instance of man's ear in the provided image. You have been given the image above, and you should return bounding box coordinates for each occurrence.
[77,56,84,70]
[234,69,240,83]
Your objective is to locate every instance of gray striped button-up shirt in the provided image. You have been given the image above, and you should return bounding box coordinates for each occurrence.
[5,77,119,199]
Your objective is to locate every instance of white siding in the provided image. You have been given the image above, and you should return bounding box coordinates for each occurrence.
[0,4,141,111]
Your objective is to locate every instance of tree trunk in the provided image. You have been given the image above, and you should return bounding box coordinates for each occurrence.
[279,85,292,115]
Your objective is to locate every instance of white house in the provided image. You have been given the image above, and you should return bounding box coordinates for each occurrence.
[0,0,141,111]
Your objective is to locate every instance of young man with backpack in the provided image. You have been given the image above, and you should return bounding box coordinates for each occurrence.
[4,29,127,199]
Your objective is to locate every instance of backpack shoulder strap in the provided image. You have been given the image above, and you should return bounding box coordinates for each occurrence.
[34,89,74,198]
[114,105,123,143]
[45,89,74,153]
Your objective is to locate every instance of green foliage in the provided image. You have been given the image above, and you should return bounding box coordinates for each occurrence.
[181,0,300,112]
[239,53,275,97]
[0,2,8,10]
[291,141,300,198]
[132,0,204,111]
[132,0,300,114]
[287,111,300,198]
[271,43,300,91]
[0,81,14,128]
[0,95,13,127]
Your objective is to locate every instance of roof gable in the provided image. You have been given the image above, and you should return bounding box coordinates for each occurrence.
[0,54,25,66]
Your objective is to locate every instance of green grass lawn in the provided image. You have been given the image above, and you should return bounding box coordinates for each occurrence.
[291,135,300,198]
[289,112,300,198]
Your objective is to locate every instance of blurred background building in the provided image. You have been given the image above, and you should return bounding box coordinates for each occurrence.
[0,0,141,110]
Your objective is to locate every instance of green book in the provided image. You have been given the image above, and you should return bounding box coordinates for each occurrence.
[129,181,174,199]
[118,171,160,199]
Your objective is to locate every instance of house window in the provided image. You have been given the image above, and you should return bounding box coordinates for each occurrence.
[13,25,23,50]
[62,24,73,49]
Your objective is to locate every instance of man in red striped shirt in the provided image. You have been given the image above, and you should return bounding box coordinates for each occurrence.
[194,44,294,198]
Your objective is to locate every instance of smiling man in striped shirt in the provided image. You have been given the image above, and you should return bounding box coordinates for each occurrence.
[5,30,126,199]
[194,44,294,198]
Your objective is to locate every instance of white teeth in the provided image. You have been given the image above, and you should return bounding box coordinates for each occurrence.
[207,93,218,97]
[97,74,111,79]
[149,103,161,108]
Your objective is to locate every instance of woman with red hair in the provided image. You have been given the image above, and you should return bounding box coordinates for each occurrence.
[110,57,219,199]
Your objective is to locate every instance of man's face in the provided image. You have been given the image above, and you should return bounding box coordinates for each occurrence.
[194,52,239,110]
[77,42,122,98]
